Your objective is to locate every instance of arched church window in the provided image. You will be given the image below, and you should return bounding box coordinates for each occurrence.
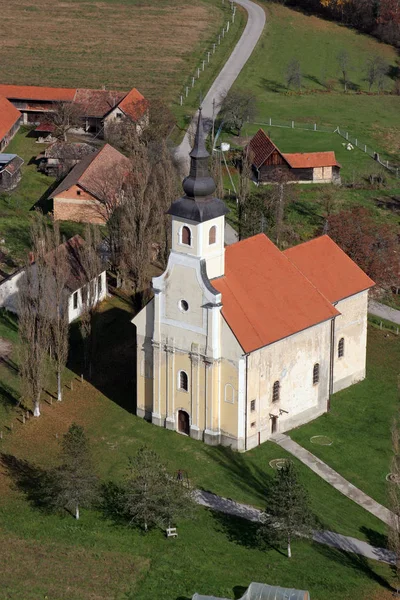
[209,225,217,245]
[272,380,280,403]
[178,370,188,391]
[338,337,345,358]
[181,226,191,246]
[313,363,320,385]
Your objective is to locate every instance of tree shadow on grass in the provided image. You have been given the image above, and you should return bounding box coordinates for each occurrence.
[260,78,287,94]
[204,445,273,505]
[0,381,20,413]
[0,453,56,511]
[360,526,388,551]
[313,535,393,591]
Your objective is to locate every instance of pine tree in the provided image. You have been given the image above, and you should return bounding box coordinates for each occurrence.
[259,461,314,558]
[55,424,98,519]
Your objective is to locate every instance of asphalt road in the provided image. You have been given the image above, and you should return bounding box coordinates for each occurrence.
[175,0,266,173]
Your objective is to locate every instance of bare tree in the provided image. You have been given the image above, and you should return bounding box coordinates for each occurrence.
[77,225,103,379]
[49,101,83,141]
[337,50,351,92]
[319,184,338,218]
[285,58,302,90]
[18,213,52,417]
[237,147,254,240]
[366,55,389,91]
[219,90,257,136]
[265,170,299,246]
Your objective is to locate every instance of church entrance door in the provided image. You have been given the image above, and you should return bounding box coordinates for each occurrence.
[178,410,190,435]
[271,416,278,434]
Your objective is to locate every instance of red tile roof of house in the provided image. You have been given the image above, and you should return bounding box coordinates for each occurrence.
[74,88,126,118]
[50,143,130,200]
[0,84,76,102]
[248,128,281,169]
[212,234,339,353]
[284,235,374,303]
[0,96,21,142]
[283,152,340,169]
[117,88,147,120]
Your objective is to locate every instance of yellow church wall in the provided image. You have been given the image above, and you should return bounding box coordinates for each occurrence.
[333,290,368,392]
[164,263,206,337]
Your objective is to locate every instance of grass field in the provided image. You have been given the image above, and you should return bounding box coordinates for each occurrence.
[0,0,229,104]
[233,2,400,162]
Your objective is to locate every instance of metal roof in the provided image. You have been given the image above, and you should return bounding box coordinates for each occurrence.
[193,582,310,600]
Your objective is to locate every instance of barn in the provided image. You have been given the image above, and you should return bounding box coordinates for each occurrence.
[248,129,341,184]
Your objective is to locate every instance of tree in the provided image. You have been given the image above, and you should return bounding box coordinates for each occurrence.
[49,101,83,141]
[124,446,194,532]
[388,408,400,594]
[237,147,254,240]
[325,206,400,290]
[319,184,338,218]
[337,50,351,92]
[77,225,103,379]
[366,55,389,92]
[285,58,302,90]
[18,213,52,417]
[55,424,98,519]
[219,90,257,136]
[258,461,314,558]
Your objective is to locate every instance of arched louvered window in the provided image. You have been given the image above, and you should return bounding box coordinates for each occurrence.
[272,380,280,403]
[313,363,320,385]
[209,225,217,245]
[338,337,345,358]
[181,226,191,246]
[178,370,188,391]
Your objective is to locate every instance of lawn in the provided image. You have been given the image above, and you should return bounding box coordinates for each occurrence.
[233,2,400,162]
[0,0,232,106]
[0,298,398,598]
[290,323,400,509]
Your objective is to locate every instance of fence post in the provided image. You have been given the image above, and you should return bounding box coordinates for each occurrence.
[192,77,195,88]
[213,43,216,53]
[197,67,200,78]
[218,35,221,45]
[314,123,317,131]
[186,86,189,97]
[232,12,235,22]
[355,139,357,147]
[227,21,230,32]
[292,121,294,129]
[346,132,348,140]
[202,60,205,71]
[180,95,183,106]
[222,28,225,38]
[387,160,389,168]
[207,51,210,63]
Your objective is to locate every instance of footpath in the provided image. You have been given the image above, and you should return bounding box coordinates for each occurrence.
[369,300,400,325]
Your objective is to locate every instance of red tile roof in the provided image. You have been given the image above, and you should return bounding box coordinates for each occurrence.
[50,143,130,200]
[117,88,148,120]
[0,84,76,102]
[0,96,21,142]
[283,152,340,169]
[248,129,280,169]
[212,234,339,353]
[284,235,374,303]
[74,89,126,118]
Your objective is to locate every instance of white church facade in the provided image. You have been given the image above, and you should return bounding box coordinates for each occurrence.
[132,112,374,451]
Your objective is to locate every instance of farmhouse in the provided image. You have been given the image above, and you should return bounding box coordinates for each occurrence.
[0,153,24,191]
[133,111,373,451]
[0,235,107,323]
[0,84,147,134]
[0,96,22,152]
[50,143,130,224]
[248,129,341,184]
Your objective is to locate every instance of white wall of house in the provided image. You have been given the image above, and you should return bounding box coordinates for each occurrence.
[68,271,107,323]
[0,269,24,314]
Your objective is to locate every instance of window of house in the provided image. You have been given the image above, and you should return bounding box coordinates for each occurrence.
[98,275,102,294]
[313,363,320,385]
[250,399,256,412]
[77,189,81,196]
[209,225,216,245]
[178,370,188,391]
[73,291,78,310]
[338,337,345,358]
[179,299,189,312]
[251,421,256,428]
[116,113,122,119]
[272,380,280,403]
[181,226,191,246]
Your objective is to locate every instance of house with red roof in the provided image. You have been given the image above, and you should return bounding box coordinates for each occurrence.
[132,112,373,451]
[0,84,147,136]
[50,143,130,224]
[248,128,341,184]
[0,96,22,152]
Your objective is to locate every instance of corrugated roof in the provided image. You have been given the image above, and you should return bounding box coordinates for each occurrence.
[0,96,21,142]
[118,88,147,120]
[50,143,129,200]
[284,235,374,303]
[248,129,280,169]
[283,151,340,169]
[0,84,76,102]
[212,234,339,353]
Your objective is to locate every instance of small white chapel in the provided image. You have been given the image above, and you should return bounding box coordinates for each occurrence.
[132,111,374,451]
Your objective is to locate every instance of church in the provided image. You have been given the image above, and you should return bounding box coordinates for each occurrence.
[132,111,374,451]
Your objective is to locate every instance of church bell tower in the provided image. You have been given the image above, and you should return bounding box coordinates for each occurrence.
[167,109,228,279]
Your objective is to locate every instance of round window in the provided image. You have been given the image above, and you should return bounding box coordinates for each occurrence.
[179,300,189,312]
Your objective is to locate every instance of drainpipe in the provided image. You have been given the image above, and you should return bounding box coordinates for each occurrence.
[244,354,249,451]
[328,316,336,411]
